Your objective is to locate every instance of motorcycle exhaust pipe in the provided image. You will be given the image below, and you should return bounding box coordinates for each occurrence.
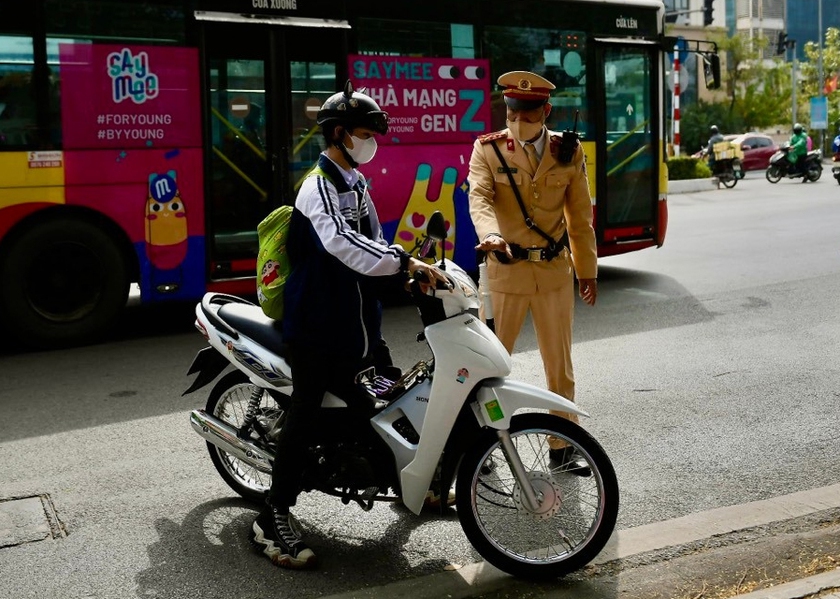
[190,410,274,474]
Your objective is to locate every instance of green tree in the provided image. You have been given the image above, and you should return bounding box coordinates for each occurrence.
[680,100,741,155]
[800,27,840,136]
[710,32,789,129]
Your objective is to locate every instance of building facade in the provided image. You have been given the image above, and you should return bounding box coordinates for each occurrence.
[726,0,840,61]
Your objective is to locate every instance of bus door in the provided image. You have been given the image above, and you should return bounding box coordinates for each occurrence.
[593,41,660,253]
[199,20,343,281]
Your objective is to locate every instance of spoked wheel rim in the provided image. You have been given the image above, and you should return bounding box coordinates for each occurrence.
[211,382,284,495]
[467,427,609,566]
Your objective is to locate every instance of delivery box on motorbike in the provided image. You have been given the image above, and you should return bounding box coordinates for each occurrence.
[713,141,744,161]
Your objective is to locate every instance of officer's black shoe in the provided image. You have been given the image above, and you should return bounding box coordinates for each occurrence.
[548,447,592,477]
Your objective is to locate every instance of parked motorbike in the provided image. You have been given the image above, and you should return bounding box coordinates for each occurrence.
[183,211,619,578]
[831,151,840,185]
[765,143,823,183]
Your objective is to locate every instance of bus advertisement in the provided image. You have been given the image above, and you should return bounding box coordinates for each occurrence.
[0,0,675,348]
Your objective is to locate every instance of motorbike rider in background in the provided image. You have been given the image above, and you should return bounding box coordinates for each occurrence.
[250,81,447,570]
[788,123,809,174]
[706,125,725,169]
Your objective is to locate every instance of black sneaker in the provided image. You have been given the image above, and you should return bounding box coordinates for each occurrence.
[548,446,592,477]
[251,507,317,569]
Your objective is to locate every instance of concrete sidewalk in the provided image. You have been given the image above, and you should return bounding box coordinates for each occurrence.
[319,483,840,599]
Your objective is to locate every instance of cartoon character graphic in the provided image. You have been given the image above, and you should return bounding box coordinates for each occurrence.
[456,367,469,384]
[260,259,280,286]
[145,170,188,269]
[394,163,458,259]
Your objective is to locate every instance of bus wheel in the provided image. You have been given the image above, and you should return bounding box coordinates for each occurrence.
[0,219,130,349]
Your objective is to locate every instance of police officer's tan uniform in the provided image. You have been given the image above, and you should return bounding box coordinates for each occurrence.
[468,71,597,450]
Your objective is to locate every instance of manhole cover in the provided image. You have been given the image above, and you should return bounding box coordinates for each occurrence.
[0,494,65,547]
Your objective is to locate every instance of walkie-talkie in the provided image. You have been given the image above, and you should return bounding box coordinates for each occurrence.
[558,110,581,164]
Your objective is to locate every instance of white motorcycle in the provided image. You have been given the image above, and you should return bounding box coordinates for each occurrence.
[183,211,619,578]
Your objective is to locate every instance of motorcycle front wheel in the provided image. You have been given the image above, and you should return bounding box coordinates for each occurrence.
[765,165,782,183]
[205,370,289,503]
[455,413,619,579]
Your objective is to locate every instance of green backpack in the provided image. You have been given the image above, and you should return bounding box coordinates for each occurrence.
[256,204,294,319]
[256,166,333,319]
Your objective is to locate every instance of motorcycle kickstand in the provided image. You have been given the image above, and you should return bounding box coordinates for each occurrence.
[342,487,378,511]
[496,430,543,512]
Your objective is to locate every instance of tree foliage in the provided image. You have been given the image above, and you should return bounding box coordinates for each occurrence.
[800,27,840,134]
[675,32,791,153]
[709,32,789,129]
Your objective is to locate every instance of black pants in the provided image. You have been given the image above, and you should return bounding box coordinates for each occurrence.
[266,342,390,509]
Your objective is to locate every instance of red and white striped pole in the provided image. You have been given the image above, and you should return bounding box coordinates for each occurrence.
[673,43,680,157]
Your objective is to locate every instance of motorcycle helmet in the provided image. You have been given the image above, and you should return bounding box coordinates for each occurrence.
[793,123,804,134]
[710,125,719,134]
[316,80,389,136]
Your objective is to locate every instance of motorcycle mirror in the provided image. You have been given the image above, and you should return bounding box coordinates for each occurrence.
[426,211,447,242]
[418,238,437,260]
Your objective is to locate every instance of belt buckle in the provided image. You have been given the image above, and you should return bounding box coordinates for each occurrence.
[527,248,543,262]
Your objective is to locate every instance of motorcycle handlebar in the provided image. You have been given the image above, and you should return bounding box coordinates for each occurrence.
[411,270,452,291]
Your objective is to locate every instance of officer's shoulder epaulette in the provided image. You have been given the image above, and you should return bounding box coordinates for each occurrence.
[477,130,507,144]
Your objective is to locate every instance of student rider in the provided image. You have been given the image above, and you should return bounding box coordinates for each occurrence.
[250,81,448,570]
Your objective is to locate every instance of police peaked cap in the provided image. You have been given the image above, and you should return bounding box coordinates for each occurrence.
[498,71,555,110]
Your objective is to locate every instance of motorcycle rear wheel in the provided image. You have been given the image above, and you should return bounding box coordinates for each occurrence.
[720,173,737,188]
[765,165,782,183]
[806,164,822,182]
[455,413,619,579]
[205,370,289,503]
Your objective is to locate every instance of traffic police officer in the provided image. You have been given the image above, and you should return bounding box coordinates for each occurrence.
[468,71,597,474]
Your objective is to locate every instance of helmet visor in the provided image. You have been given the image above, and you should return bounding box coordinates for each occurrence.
[365,111,389,135]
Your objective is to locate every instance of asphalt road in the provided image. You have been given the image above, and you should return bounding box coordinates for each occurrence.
[0,172,838,598]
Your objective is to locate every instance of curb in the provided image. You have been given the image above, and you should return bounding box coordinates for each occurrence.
[731,567,840,598]
[668,178,719,193]
[318,483,840,599]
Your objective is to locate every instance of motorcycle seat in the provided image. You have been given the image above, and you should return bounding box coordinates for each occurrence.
[217,302,290,358]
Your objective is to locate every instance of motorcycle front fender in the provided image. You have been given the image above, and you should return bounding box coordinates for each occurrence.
[473,377,589,430]
[182,347,230,396]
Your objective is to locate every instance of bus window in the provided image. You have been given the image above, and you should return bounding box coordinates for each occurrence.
[603,46,654,226]
[0,36,37,148]
[483,26,588,137]
[208,58,269,258]
[289,61,335,190]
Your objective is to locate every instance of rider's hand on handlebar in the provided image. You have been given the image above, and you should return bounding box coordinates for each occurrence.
[408,258,450,293]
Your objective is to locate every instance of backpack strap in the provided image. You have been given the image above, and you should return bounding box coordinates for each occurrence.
[307,157,351,193]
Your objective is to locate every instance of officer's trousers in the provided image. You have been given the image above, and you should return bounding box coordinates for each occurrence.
[489,281,579,450]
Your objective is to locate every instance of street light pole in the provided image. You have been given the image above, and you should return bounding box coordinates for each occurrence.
[818,0,824,152]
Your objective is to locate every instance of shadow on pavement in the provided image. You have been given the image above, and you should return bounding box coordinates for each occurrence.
[135,497,457,599]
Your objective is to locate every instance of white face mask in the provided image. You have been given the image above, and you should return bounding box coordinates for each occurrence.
[507,119,544,143]
[345,135,378,164]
